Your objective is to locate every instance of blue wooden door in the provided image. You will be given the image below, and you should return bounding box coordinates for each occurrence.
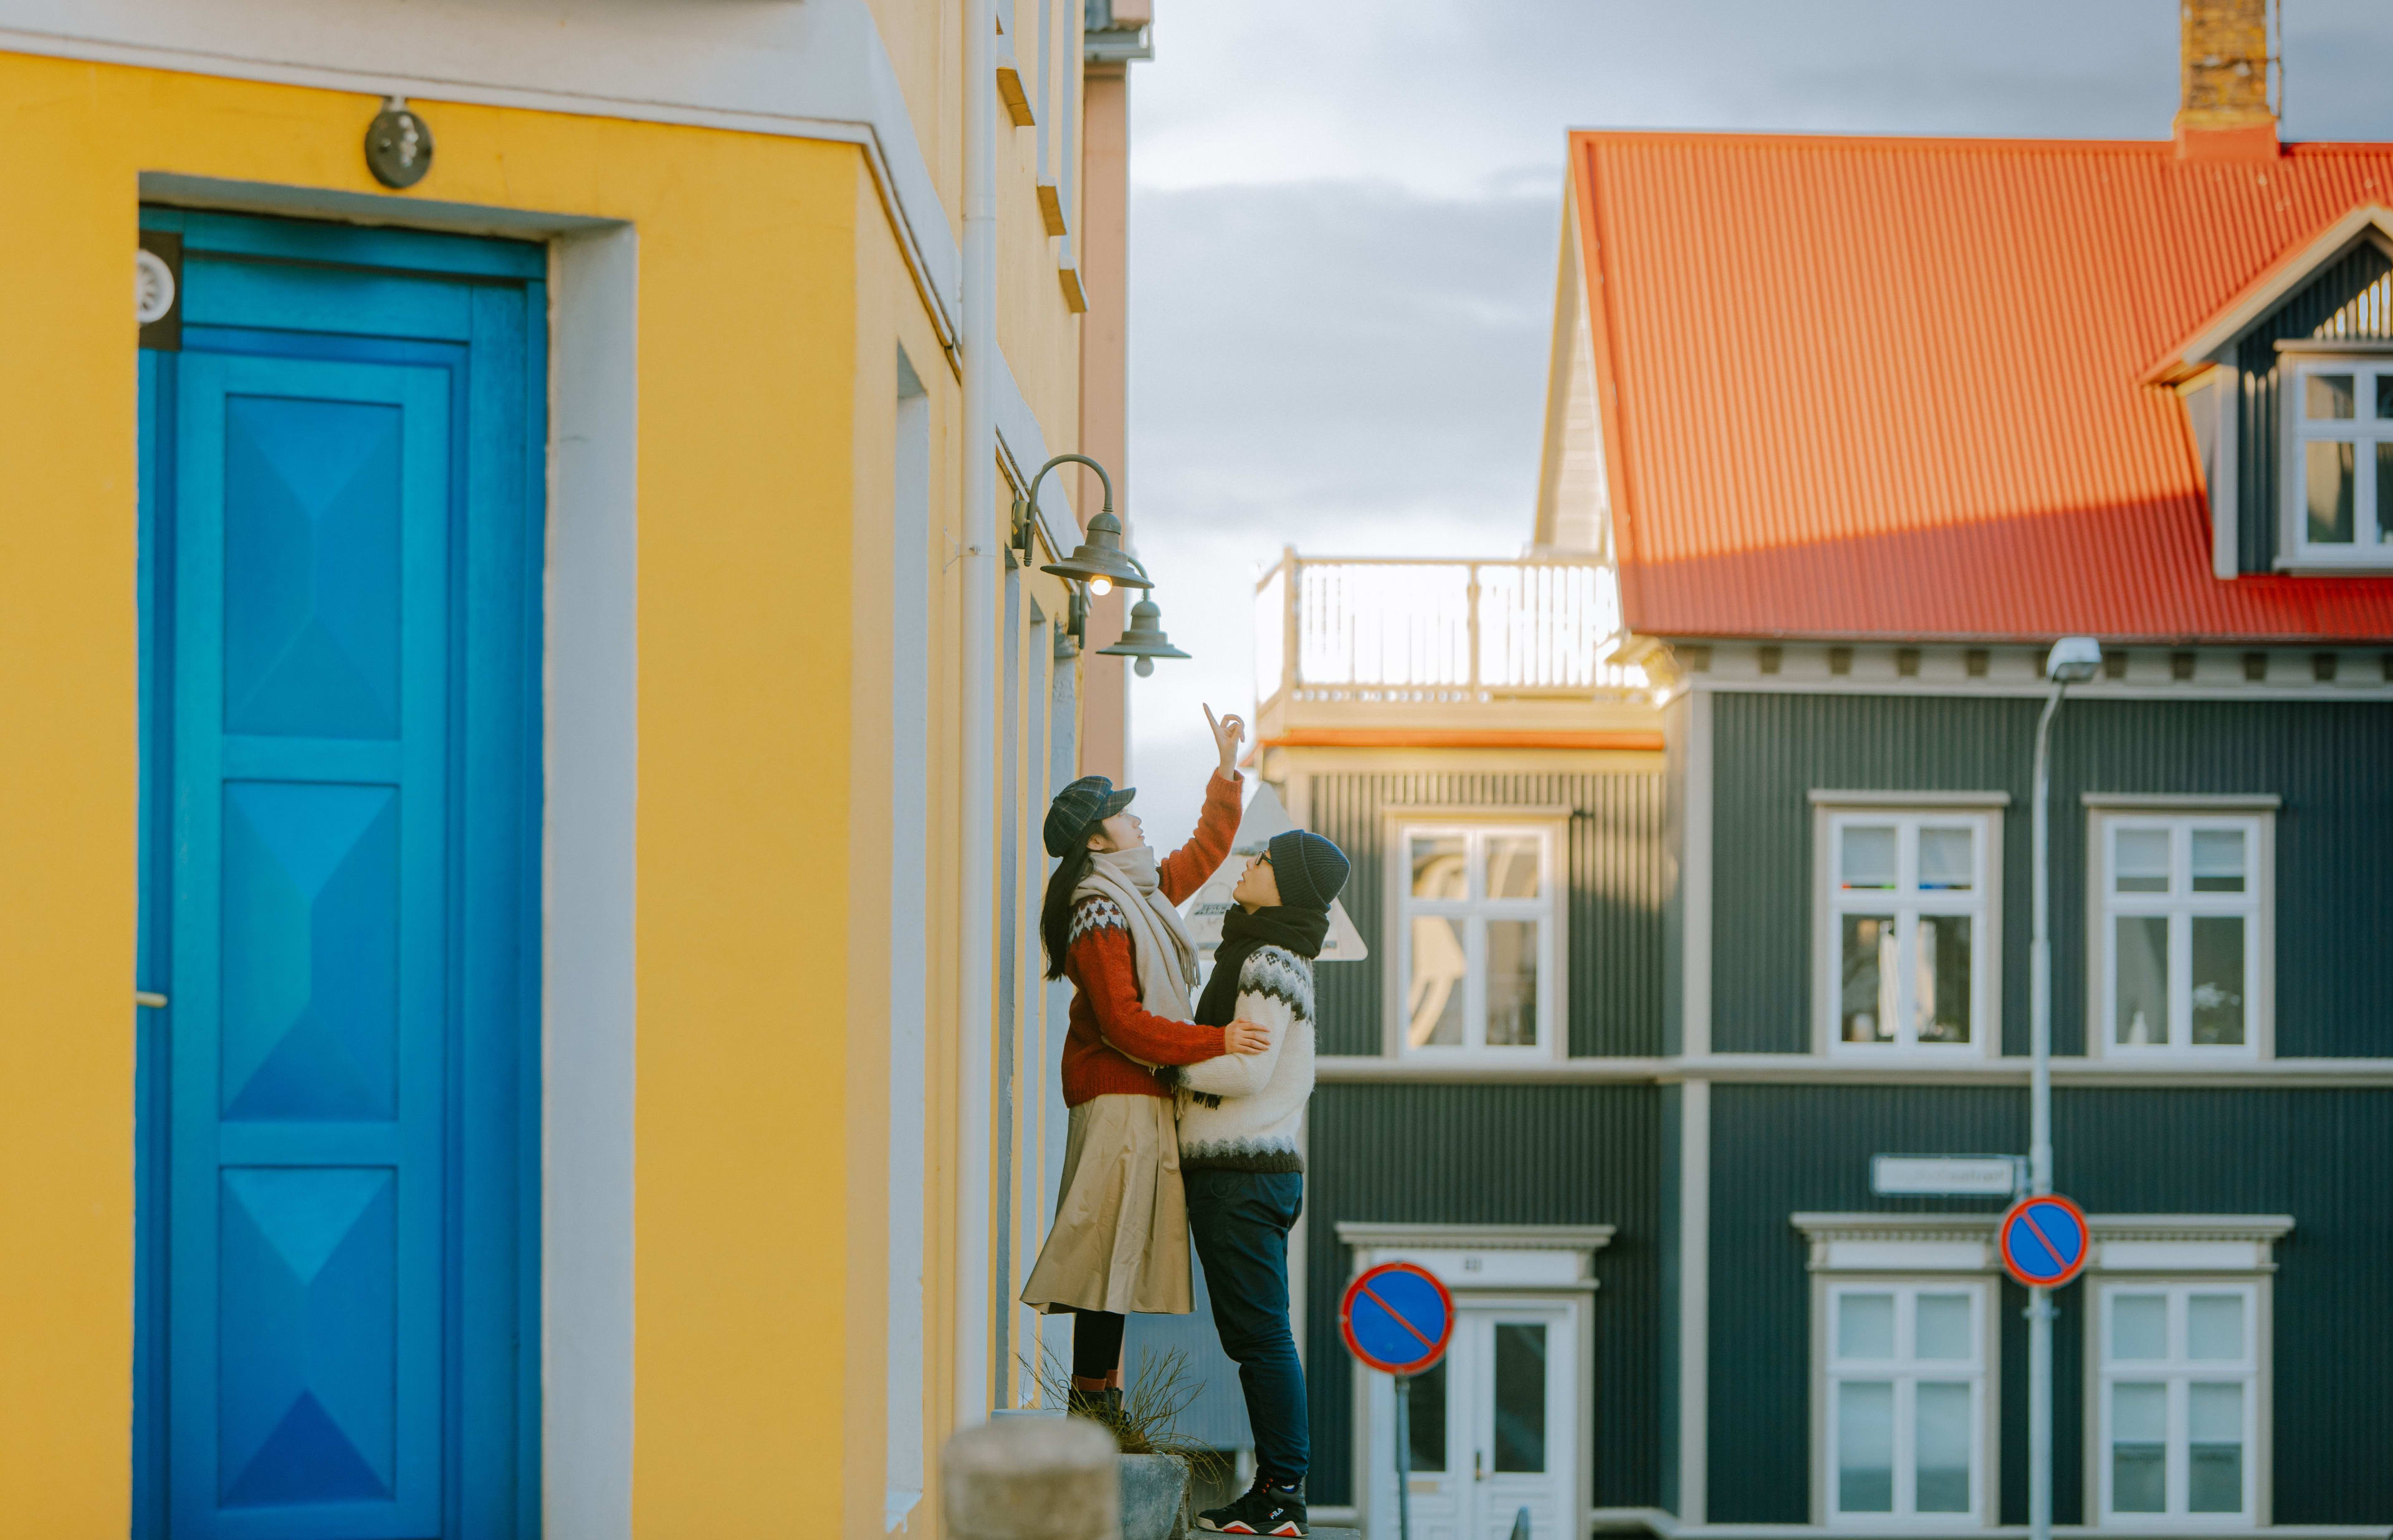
[137,212,543,1540]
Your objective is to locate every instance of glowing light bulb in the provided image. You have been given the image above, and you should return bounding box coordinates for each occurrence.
[1089,575,1112,596]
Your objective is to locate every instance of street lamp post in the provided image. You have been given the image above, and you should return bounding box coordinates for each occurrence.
[2030,634,2100,1540]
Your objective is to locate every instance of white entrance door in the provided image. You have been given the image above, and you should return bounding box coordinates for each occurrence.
[1367,1302,1576,1540]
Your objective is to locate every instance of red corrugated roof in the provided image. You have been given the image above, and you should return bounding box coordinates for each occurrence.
[1572,131,2393,641]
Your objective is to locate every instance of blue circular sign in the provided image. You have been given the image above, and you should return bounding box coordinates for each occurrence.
[1999,1193,2090,1287]
[1340,1262,1454,1375]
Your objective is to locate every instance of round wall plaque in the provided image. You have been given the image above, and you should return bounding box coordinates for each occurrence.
[135,248,176,326]
[366,102,434,189]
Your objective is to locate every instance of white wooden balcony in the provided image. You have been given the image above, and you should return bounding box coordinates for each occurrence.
[1253,552,1659,744]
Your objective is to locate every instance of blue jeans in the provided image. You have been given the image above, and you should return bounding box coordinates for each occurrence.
[1185,1168,1309,1485]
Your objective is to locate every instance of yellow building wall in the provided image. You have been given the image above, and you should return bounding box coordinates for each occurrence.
[0,43,1084,1538]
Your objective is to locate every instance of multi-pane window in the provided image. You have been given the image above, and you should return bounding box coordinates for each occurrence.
[1820,811,1995,1053]
[1824,1283,1989,1523]
[1396,823,1558,1055]
[2098,816,2265,1055]
[2287,360,2393,560]
[2098,1284,2258,1523]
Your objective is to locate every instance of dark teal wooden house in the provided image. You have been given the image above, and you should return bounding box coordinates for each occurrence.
[1231,94,2393,1540]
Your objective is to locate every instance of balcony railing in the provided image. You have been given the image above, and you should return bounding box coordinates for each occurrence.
[1253,553,1646,725]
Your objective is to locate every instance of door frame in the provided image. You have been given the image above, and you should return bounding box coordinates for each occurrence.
[130,184,643,1536]
[1338,1223,1612,1539]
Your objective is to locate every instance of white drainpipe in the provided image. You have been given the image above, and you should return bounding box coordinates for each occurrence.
[955,0,999,1432]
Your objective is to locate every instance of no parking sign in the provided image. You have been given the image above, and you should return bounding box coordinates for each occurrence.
[1340,1261,1454,1375]
[1999,1193,2090,1288]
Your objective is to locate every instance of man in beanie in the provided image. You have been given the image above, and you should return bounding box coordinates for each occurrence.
[1174,828,1350,1537]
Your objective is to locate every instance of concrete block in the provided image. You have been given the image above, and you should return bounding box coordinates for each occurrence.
[942,1415,1119,1540]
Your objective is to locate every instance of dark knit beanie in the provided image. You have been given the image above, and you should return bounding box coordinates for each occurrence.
[1267,830,1350,911]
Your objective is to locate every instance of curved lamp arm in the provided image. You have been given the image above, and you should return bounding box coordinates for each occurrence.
[1025,452,1115,525]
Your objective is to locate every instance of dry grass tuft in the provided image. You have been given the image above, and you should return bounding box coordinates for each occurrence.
[1021,1342,1231,1487]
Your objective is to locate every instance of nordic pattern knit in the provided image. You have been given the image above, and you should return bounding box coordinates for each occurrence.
[1059,769,1243,1105]
[1172,945,1316,1174]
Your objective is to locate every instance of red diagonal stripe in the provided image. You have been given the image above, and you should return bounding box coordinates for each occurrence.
[2016,1207,2072,1276]
[1359,1282,1438,1352]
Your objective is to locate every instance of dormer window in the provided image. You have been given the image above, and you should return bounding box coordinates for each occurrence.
[2285,356,2393,564]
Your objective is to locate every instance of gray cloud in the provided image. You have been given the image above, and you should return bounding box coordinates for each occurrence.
[1129,180,1557,545]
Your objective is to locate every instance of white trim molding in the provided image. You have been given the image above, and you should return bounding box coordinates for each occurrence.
[1792,1214,2295,1277]
[1809,789,2012,809]
[1812,800,2006,1062]
[2081,793,2282,812]
[1381,808,1570,1063]
[1337,1221,1617,1291]
[2084,803,2276,1063]
[1337,1222,1612,1540]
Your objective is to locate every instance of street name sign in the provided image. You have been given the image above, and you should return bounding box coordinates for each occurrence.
[1870,1154,2023,1197]
[1999,1193,2091,1288]
[1340,1262,1454,1377]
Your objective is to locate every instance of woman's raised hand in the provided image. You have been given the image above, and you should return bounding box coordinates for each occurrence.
[1223,1018,1270,1055]
[1203,702,1246,776]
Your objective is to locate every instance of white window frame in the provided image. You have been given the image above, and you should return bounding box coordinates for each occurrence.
[1384,808,1567,1061]
[1810,794,2005,1059]
[2091,1281,2266,1528]
[1813,1278,1998,1528]
[2280,352,2393,569]
[2085,799,2274,1061]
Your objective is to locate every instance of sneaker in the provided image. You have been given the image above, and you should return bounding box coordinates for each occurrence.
[1195,1475,1307,1536]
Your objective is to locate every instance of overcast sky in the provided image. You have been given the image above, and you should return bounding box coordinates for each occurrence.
[1116,0,2393,839]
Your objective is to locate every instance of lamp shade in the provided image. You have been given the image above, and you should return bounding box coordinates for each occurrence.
[1096,595,1192,676]
[1040,510,1151,590]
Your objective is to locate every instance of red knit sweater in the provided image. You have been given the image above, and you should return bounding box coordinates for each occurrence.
[1058,770,1243,1106]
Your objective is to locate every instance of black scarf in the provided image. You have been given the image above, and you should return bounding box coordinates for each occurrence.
[1196,903,1330,1026]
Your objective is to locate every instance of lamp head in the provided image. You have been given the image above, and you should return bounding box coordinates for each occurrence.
[2045,635,2102,684]
[1039,510,1150,592]
[1095,595,1191,677]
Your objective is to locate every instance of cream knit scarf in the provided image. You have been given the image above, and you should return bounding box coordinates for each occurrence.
[1074,846,1202,1058]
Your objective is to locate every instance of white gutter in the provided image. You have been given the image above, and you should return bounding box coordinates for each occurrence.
[953,0,999,1432]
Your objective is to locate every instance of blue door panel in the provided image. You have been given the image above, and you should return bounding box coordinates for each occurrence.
[220,395,406,739]
[219,782,401,1122]
[186,259,478,343]
[138,212,540,1540]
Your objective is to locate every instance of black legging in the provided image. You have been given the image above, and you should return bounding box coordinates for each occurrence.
[1070,1308,1125,1380]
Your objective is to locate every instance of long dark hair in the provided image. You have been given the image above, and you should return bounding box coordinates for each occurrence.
[1041,836,1099,979]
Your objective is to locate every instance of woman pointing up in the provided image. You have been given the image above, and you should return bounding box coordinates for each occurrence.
[1020,704,1266,1412]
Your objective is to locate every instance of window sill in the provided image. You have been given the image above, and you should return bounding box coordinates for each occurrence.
[2096,1045,2264,1063]
[2272,556,2393,575]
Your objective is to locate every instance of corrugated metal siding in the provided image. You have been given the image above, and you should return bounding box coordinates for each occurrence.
[1305,1084,1663,1508]
[1711,692,2393,1056]
[2237,242,2393,572]
[1709,1083,2393,1526]
[1706,1085,2028,1524]
[1711,695,2039,1055]
[1573,132,2393,639]
[1306,771,1666,1056]
[2063,1089,2393,1523]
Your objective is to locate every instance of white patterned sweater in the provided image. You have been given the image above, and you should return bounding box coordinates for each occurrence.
[1170,945,1316,1174]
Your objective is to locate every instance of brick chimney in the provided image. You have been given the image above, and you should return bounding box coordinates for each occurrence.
[2174,0,2280,159]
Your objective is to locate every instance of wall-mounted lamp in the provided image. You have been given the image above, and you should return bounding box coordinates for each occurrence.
[1028,454,1149,595]
[1096,586,1192,676]
[1021,453,1191,674]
